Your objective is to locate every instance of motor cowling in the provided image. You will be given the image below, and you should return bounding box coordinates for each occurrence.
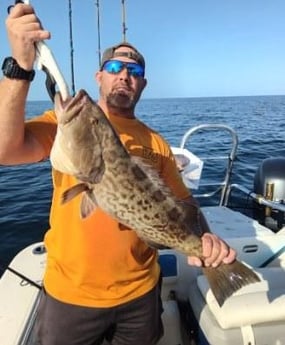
[253,157,285,232]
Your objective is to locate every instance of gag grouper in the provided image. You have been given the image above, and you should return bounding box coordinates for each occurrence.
[50,90,261,307]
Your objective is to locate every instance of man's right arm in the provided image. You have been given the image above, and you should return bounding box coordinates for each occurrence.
[0,77,46,164]
[0,3,51,165]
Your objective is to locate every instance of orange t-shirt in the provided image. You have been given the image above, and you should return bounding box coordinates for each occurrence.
[26,109,190,307]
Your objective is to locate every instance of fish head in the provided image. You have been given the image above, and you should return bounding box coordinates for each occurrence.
[51,89,106,184]
[54,89,93,124]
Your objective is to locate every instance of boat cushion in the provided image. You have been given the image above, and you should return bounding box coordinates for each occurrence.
[196,267,285,329]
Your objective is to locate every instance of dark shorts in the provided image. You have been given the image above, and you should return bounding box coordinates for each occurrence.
[34,283,163,345]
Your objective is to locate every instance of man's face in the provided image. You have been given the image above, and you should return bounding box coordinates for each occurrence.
[96,47,147,111]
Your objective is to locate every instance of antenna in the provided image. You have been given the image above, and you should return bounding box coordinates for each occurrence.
[95,0,102,67]
[121,0,127,42]
[68,0,76,95]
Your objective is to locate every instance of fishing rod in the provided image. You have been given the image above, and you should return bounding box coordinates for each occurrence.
[8,0,71,101]
[95,0,102,68]
[121,0,127,42]
[68,0,76,96]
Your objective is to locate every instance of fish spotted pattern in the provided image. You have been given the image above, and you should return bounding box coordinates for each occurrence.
[50,89,260,306]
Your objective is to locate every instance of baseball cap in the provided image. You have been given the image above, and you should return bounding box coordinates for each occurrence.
[100,42,145,69]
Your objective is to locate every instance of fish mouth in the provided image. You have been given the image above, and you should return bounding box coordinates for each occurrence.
[57,89,89,108]
[55,89,91,124]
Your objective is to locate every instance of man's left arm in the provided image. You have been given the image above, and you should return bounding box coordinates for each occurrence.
[183,195,236,268]
[160,144,236,267]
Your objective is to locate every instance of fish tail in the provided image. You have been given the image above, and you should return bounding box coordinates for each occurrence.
[202,260,261,307]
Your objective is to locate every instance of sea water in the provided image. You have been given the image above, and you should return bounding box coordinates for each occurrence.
[0,95,284,274]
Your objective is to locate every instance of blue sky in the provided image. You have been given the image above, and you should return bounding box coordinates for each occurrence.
[0,0,284,100]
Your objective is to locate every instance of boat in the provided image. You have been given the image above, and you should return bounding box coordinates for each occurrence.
[1,124,285,345]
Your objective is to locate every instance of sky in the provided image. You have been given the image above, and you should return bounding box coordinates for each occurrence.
[0,0,284,101]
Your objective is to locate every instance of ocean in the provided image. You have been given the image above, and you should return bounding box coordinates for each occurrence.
[0,95,285,275]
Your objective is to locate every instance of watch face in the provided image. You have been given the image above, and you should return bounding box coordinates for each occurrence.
[2,57,15,73]
[2,57,35,81]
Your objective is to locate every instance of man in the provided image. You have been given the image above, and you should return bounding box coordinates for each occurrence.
[0,3,236,345]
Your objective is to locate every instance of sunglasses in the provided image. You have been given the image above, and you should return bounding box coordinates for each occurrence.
[102,60,145,78]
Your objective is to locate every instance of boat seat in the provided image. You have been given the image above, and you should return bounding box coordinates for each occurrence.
[196,266,285,329]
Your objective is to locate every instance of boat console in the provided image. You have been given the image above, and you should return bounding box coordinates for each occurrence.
[188,206,285,345]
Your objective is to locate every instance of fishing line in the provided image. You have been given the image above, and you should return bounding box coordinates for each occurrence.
[0,262,42,290]
[95,0,102,68]
[121,0,127,42]
[68,0,76,96]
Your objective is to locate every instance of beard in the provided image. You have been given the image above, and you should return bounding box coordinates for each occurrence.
[106,91,135,110]
[104,87,142,111]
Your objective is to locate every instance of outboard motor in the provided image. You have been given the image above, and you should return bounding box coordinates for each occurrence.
[253,157,285,232]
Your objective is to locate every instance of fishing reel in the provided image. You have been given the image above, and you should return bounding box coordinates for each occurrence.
[253,157,285,232]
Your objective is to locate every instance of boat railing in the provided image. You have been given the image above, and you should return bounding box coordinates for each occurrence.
[224,183,285,213]
[177,124,238,206]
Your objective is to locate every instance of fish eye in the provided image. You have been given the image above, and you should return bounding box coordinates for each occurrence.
[91,118,99,125]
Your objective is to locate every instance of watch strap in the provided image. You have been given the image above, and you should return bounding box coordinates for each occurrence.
[2,57,35,81]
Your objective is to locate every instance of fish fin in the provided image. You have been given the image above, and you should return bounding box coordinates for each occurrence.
[93,168,105,183]
[145,241,170,250]
[80,191,98,219]
[202,260,261,307]
[131,156,174,198]
[61,183,89,204]
[77,162,105,185]
[118,223,132,231]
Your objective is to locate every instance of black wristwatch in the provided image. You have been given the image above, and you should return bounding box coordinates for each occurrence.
[1,57,35,81]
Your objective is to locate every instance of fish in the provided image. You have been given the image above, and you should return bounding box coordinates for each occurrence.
[50,91,105,185]
[50,89,261,307]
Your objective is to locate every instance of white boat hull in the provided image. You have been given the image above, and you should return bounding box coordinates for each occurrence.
[2,207,285,345]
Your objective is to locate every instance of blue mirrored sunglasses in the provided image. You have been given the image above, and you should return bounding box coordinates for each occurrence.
[102,60,145,78]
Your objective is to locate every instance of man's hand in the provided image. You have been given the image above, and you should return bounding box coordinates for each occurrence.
[187,233,236,268]
[6,3,50,70]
